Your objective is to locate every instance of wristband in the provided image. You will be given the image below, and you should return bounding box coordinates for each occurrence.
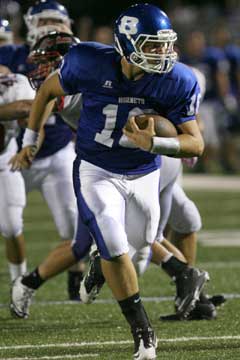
[22,128,39,148]
[150,136,180,155]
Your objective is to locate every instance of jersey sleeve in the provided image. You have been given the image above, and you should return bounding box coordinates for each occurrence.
[57,94,82,131]
[167,68,201,125]
[58,43,99,95]
[14,74,36,101]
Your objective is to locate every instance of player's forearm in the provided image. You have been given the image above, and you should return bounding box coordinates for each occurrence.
[151,134,204,157]
[22,74,65,148]
[177,133,204,157]
[0,100,33,121]
[27,84,54,132]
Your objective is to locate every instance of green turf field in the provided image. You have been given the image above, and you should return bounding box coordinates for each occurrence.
[0,187,240,360]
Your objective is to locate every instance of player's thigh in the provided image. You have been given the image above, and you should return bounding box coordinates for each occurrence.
[155,179,175,242]
[21,157,51,193]
[39,144,76,238]
[41,169,77,239]
[126,169,160,251]
[0,170,26,237]
[74,160,128,260]
[168,183,202,233]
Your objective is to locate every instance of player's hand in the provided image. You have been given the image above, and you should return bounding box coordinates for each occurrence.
[9,145,37,171]
[182,157,198,168]
[123,116,156,151]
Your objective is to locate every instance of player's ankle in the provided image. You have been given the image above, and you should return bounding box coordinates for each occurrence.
[21,267,45,290]
[118,292,151,330]
[162,255,188,278]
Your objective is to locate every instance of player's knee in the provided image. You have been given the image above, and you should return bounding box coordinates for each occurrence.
[56,206,77,239]
[0,205,24,238]
[71,240,92,261]
[170,200,202,233]
[1,217,23,238]
[155,230,165,243]
[132,246,152,276]
[97,214,127,256]
[58,225,74,240]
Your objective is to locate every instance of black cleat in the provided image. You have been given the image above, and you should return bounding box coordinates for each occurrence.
[67,271,84,301]
[160,300,217,321]
[80,250,105,304]
[188,300,217,320]
[132,327,157,360]
[208,294,226,307]
[175,267,210,319]
[160,313,183,321]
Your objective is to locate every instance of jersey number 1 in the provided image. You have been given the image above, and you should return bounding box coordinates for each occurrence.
[94,105,154,148]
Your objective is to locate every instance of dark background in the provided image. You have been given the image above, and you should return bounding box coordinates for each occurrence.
[2,0,235,24]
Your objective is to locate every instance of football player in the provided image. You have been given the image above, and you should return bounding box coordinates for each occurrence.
[0,1,82,300]
[11,68,210,323]
[12,5,210,359]
[0,72,35,281]
[180,30,233,172]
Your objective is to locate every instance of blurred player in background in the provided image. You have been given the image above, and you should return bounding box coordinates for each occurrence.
[0,70,35,281]
[181,30,234,173]
[211,25,240,172]
[0,0,82,300]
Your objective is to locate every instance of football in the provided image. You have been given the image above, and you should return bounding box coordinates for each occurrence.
[124,114,178,137]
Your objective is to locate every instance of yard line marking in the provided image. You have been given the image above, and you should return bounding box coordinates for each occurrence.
[1,336,240,351]
[2,355,99,360]
[197,261,240,268]
[183,174,240,190]
[0,293,239,308]
[198,230,240,247]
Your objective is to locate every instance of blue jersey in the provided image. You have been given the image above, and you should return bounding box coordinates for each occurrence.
[181,47,229,100]
[0,44,32,75]
[59,42,200,175]
[0,44,73,158]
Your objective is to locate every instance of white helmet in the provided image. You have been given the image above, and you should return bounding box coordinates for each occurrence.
[24,0,71,47]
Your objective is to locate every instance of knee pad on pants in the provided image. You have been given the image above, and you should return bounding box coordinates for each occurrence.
[0,206,24,238]
[169,198,202,234]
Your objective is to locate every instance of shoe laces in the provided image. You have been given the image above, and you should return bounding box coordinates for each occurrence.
[133,327,155,351]
[22,286,34,312]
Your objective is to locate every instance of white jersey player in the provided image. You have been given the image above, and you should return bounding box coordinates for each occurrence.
[0,73,35,280]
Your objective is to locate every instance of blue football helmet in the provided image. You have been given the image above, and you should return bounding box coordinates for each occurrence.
[0,18,13,44]
[24,0,71,46]
[114,3,177,74]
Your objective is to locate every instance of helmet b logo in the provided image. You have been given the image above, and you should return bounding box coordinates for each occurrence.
[118,16,139,35]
